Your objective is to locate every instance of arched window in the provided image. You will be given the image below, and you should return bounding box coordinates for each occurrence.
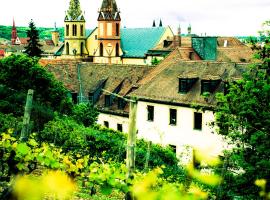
[116,43,119,57]
[80,25,84,36]
[80,42,84,56]
[66,24,69,36]
[73,25,77,36]
[66,42,69,55]
[116,23,119,36]
[100,43,103,56]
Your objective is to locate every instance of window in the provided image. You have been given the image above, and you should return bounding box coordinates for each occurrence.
[116,23,120,36]
[89,93,94,104]
[118,98,126,109]
[201,80,220,94]
[223,81,229,95]
[66,42,69,55]
[104,121,109,128]
[100,43,103,56]
[189,52,195,60]
[105,95,112,107]
[179,78,197,93]
[80,25,84,36]
[169,109,177,125]
[72,24,77,36]
[107,23,112,36]
[194,112,202,130]
[80,42,84,56]
[95,35,98,40]
[147,105,154,121]
[71,92,77,104]
[117,124,123,132]
[116,43,119,57]
[66,24,69,36]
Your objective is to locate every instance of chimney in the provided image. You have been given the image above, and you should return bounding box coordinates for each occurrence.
[173,25,181,48]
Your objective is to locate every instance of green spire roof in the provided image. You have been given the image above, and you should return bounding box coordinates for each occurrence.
[67,0,83,20]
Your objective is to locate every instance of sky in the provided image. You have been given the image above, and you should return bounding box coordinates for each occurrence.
[0,0,269,36]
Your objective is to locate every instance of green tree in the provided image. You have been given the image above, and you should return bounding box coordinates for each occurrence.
[67,0,82,20]
[71,103,99,127]
[24,19,43,57]
[0,54,73,130]
[215,23,270,199]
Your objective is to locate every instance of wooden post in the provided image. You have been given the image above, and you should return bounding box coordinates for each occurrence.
[20,89,34,142]
[126,98,137,180]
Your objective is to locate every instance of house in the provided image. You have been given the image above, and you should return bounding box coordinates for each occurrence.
[41,47,249,162]
[0,49,5,58]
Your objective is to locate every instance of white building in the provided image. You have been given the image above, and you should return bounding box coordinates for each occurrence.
[43,48,247,161]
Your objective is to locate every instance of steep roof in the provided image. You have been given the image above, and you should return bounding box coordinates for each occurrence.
[121,27,167,58]
[131,48,248,108]
[41,60,152,115]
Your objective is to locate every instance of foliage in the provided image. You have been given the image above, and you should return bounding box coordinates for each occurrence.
[0,113,22,133]
[215,23,270,199]
[13,171,77,200]
[67,0,83,20]
[0,54,73,129]
[151,57,161,65]
[0,25,64,41]
[71,102,99,127]
[41,117,186,181]
[24,19,43,57]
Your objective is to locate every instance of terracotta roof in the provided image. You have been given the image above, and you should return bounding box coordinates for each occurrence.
[19,38,29,45]
[0,49,4,56]
[44,40,54,46]
[79,63,153,114]
[40,60,152,115]
[131,48,248,108]
[40,59,80,92]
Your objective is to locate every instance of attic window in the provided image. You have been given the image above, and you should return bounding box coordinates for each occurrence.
[179,78,198,93]
[105,95,112,107]
[201,80,221,94]
[163,40,172,48]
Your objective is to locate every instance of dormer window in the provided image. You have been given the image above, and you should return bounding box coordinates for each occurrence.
[179,78,198,93]
[201,79,221,94]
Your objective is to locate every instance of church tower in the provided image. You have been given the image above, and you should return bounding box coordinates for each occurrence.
[96,0,122,64]
[64,0,86,57]
[11,18,18,45]
[51,23,60,46]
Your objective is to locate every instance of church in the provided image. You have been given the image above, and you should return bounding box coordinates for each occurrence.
[60,0,175,65]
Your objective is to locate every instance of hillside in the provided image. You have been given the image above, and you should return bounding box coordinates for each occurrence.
[0,25,64,41]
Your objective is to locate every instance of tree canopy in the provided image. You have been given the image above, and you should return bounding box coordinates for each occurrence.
[215,23,270,199]
[24,19,43,57]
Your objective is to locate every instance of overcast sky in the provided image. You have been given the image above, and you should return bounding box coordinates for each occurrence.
[0,0,269,36]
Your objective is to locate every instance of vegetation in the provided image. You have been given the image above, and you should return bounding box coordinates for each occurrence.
[24,20,43,57]
[214,23,270,199]
[0,25,64,41]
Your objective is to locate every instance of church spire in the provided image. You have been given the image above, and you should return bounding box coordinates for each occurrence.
[98,0,120,21]
[11,18,18,45]
[67,0,83,20]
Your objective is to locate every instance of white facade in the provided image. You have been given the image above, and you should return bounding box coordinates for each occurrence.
[96,100,227,163]
[98,112,129,133]
[136,101,226,162]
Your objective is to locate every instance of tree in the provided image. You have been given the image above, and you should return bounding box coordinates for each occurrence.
[0,54,73,130]
[24,19,43,57]
[215,22,270,199]
[67,0,82,20]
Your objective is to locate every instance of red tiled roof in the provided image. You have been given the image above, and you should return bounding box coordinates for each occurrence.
[19,38,29,45]
[0,49,5,56]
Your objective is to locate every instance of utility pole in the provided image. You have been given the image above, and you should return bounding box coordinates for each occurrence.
[102,90,137,179]
[20,89,34,142]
